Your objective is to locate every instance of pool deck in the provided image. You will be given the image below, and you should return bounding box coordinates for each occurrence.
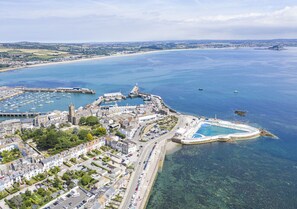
[175,117,261,145]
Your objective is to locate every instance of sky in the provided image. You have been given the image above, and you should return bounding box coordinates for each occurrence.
[0,0,297,42]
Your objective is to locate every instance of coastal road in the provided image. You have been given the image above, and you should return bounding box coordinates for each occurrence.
[120,114,186,209]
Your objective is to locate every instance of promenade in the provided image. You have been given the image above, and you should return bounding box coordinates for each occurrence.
[120,114,186,209]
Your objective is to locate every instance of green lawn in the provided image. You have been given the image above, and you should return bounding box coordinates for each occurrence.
[0,148,22,164]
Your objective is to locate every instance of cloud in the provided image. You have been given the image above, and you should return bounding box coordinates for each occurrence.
[0,0,296,41]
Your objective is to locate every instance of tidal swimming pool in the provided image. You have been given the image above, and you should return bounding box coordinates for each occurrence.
[193,123,246,138]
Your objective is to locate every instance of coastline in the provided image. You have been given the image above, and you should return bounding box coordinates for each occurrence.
[165,140,182,155]
[0,47,233,74]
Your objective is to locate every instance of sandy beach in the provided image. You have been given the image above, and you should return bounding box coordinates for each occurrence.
[165,140,182,155]
[0,48,207,74]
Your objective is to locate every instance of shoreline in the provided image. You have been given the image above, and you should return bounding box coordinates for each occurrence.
[0,47,235,74]
[165,140,182,155]
[1,46,296,74]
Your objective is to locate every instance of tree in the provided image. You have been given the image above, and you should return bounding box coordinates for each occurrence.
[92,127,107,136]
[85,116,99,126]
[53,176,62,189]
[24,190,31,197]
[70,135,79,143]
[78,129,89,141]
[81,174,92,186]
[115,131,126,139]
[37,188,46,196]
[79,117,86,125]
[62,172,71,181]
[86,133,93,141]
[24,199,32,207]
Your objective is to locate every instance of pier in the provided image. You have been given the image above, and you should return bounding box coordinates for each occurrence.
[0,112,43,117]
[15,87,96,94]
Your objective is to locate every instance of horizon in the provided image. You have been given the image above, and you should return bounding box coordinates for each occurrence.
[2,38,297,44]
[1,0,297,42]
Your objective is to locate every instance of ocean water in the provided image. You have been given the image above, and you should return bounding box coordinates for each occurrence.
[0,48,297,208]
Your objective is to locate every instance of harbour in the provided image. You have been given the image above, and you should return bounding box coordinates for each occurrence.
[0,48,296,209]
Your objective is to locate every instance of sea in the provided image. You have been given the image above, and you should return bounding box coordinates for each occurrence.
[0,48,297,209]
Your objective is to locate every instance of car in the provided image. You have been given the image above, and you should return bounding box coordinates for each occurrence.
[53,202,58,206]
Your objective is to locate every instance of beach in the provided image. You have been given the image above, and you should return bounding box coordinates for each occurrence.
[0,47,233,74]
[165,140,182,155]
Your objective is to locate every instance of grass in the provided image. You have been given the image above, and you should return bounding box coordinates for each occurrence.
[6,187,54,209]
[157,115,178,131]
[33,173,47,182]
[70,158,77,164]
[0,190,9,200]
[6,185,20,195]
[25,178,37,186]
[0,48,68,55]
[0,148,22,164]
[80,155,89,161]
[63,161,72,167]
[92,149,102,155]
[87,151,95,158]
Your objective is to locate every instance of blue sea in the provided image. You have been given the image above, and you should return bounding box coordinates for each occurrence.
[0,48,297,208]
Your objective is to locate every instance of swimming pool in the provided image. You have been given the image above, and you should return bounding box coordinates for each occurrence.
[192,123,246,138]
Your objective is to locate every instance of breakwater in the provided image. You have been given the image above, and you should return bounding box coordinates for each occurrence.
[15,87,95,94]
[0,112,43,117]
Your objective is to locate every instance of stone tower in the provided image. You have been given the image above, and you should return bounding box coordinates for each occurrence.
[68,104,76,124]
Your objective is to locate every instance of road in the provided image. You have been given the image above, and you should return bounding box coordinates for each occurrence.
[120,114,186,209]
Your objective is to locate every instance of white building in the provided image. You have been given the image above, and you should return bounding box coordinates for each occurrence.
[138,114,158,123]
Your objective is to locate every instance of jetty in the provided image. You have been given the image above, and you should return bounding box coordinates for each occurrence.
[15,87,95,94]
[0,112,44,118]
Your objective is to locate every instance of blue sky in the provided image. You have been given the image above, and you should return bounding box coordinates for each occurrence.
[0,0,297,42]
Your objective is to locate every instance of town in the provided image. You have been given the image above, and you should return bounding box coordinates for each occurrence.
[0,84,184,209]
[0,85,262,209]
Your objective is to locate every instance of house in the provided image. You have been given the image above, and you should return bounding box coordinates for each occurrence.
[0,176,13,191]
[40,155,63,170]
[105,137,137,154]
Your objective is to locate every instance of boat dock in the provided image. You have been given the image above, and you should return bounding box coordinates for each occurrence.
[15,87,96,94]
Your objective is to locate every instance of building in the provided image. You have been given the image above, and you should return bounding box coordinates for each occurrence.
[138,114,158,123]
[103,92,125,101]
[68,104,78,125]
[105,137,137,154]
[33,115,48,127]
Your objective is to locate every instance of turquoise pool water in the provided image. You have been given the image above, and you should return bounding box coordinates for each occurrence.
[193,124,246,138]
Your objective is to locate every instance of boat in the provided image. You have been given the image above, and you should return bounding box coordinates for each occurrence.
[198,88,204,91]
[234,90,239,93]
